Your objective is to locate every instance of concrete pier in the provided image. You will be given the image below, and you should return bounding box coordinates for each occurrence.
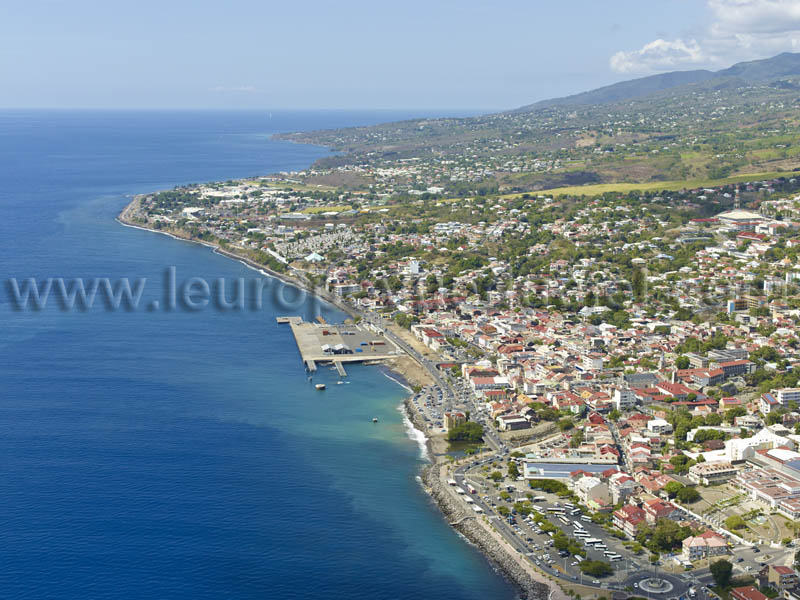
[278,317,397,369]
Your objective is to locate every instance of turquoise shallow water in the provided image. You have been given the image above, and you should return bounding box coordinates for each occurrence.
[0,110,518,599]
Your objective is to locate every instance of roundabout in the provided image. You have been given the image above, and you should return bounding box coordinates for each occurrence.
[624,571,689,598]
[638,576,674,594]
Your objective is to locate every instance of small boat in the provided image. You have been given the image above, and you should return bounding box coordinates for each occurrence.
[372,417,379,423]
[315,383,326,390]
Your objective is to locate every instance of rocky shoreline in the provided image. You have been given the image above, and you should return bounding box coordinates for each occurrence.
[120,195,556,600]
[401,395,553,600]
[421,462,551,600]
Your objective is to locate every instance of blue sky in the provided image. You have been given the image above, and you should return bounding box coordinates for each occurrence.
[3,0,800,110]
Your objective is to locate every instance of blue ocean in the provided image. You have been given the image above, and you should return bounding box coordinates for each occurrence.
[0,110,518,599]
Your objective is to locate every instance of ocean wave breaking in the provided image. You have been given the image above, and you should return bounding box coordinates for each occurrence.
[399,404,430,462]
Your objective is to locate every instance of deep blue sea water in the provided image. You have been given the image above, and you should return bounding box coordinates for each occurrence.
[0,110,518,599]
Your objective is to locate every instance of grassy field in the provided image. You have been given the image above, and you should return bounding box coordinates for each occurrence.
[257,180,336,193]
[300,205,352,214]
[503,170,800,198]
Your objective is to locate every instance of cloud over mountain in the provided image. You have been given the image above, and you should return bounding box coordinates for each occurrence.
[611,0,800,74]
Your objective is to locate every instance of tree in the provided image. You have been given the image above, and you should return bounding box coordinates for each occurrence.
[724,515,746,530]
[508,462,520,479]
[446,422,484,443]
[664,481,684,499]
[710,559,733,588]
[677,486,701,504]
[725,406,747,422]
[489,471,503,482]
[570,430,585,448]
[579,560,613,577]
[676,355,690,370]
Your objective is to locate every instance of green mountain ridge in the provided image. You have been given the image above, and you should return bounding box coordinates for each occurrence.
[514,52,800,112]
[275,52,800,196]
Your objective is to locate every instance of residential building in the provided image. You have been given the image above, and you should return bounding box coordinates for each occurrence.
[612,504,646,538]
[681,530,728,561]
[731,586,769,600]
[689,462,738,486]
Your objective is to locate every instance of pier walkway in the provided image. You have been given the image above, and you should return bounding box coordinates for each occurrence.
[278,317,398,371]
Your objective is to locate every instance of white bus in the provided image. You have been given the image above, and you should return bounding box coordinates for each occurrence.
[447,479,457,486]
[558,515,570,525]
[467,484,477,494]
[456,487,466,495]
[580,515,592,522]
[473,505,483,513]
[584,538,601,545]
[547,507,565,514]
[610,555,623,562]
[570,508,581,516]
[532,496,546,502]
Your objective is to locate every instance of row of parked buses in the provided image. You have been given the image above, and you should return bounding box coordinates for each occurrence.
[572,520,622,560]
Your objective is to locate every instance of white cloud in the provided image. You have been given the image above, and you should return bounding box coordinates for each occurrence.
[610,39,707,74]
[611,0,800,74]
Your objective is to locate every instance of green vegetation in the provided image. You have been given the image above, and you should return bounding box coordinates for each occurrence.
[579,560,613,577]
[513,171,800,198]
[508,461,520,479]
[724,515,746,531]
[528,479,571,496]
[446,421,484,443]
[635,519,695,554]
[710,559,733,588]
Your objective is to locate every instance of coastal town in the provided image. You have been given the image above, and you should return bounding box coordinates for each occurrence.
[119,168,800,600]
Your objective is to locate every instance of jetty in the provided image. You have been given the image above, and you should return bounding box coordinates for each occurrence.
[278,317,398,371]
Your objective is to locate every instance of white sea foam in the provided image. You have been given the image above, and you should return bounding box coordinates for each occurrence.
[399,404,430,462]
[382,370,412,393]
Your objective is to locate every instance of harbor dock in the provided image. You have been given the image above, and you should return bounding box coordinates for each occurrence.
[278,317,398,371]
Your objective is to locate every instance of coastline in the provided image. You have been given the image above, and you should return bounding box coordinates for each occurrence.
[118,193,557,600]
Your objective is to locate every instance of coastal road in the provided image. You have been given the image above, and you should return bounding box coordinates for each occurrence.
[361,310,502,453]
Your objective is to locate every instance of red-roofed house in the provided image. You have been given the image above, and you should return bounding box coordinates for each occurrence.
[760,565,799,591]
[682,530,728,561]
[731,586,768,600]
[612,504,647,538]
[643,499,676,524]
